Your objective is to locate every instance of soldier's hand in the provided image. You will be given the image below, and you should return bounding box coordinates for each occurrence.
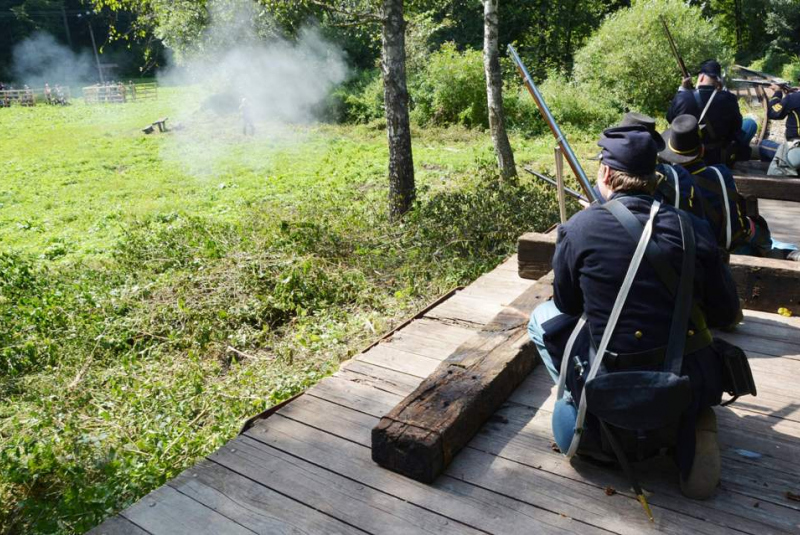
[681,76,694,90]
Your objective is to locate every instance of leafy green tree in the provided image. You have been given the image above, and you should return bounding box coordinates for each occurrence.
[573,0,731,115]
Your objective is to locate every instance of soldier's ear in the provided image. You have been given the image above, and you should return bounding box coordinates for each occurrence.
[601,164,611,186]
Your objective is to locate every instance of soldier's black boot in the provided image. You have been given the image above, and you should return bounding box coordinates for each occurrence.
[680,407,720,500]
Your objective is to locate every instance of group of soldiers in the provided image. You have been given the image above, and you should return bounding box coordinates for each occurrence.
[42,83,70,106]
[659,59,799,260]
[0,81,70,107]
[528,58,791,508]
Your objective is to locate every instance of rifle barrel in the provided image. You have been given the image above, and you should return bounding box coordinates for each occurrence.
[524,167,588,202]
[507,45,598,203]
[660,17,689,78]
[732,78,774,86]
[731,78,797,92]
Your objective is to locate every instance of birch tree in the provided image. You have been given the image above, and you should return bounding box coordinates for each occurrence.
[482,0,516,180]
[382,0,415,216]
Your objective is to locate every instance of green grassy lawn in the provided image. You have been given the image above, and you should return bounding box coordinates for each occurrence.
[0,88,592,534]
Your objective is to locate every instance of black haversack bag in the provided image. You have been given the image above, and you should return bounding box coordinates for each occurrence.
[585,371,692,432]
[712,338,757,405]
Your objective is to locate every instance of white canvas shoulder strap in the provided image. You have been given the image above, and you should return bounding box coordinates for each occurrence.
[560,200,661,459]
[665,165,681,208]
[708,166,731,249]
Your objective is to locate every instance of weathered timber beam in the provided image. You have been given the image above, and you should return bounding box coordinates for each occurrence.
[517,232,800,313]
[734,175,800,203]
[371,275,554,483]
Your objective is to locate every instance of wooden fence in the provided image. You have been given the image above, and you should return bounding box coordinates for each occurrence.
[83,82,158,105]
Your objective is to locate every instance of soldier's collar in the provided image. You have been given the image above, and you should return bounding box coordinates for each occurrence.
[609,190,654,201]
[682,160,706,172]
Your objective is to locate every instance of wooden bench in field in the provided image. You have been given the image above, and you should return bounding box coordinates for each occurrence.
[142,117,168,134]
[153,117,168,132]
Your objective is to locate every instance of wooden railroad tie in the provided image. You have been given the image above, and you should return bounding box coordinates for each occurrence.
[733,161,800,203]
[518,231,800,314]
[371,274,554,482]
[372,231,800,483]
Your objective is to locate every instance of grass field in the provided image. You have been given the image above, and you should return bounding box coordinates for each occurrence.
[0,87,590,534]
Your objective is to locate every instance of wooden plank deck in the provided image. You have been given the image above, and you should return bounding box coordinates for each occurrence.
[91,201,800,535]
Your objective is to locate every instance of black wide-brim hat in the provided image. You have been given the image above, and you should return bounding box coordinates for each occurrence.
[659,114,702,165]
[590,112,666,161]
[619,112,666,152]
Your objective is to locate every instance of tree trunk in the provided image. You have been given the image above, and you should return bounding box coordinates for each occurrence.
[382,0,415,218]
[733,0,743,53]
[482,0,516,180]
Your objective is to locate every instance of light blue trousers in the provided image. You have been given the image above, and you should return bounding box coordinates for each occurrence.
[527,300,564,384]
[528,300,579,448]
[741,117,758,146]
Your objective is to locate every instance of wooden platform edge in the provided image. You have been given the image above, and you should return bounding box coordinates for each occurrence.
[371,276,554,483]
[733,174,800,203]
[517,232,800,313]
[238,287,464,433]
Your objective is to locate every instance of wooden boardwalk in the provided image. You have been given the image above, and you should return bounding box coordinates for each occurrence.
[91,211,800,535]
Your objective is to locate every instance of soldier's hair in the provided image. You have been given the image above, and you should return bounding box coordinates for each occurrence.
[607,168,657,194]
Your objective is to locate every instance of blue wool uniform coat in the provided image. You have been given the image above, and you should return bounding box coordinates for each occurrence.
[768,90,800,141]
[680,161,747,248]
[550,194,739,355]
[667,86,744,164]
[655,163,705,219]
[544,192,740,475]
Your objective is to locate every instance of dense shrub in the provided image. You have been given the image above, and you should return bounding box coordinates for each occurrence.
[781,57,800,84]
[573,0,731,115]
[504,72,622,136]
[410,43,488,128]
[326,69,385,124]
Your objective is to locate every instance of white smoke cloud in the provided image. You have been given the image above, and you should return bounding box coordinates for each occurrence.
[11,32,95,88]
[158,0,348,177]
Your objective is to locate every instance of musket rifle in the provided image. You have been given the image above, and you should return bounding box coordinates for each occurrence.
[731,78,798,93]
[660,17,689,79]
[507,45,598,203]
[524,167,589,204]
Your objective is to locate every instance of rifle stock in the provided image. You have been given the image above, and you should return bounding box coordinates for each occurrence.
[507,45,598,203]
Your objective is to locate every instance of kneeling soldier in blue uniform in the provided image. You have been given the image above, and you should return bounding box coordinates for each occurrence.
[666,60,756,166]
[617,112,704,219]
[661,114,799,259]
[528,125,742,501]
[765,84,800,176]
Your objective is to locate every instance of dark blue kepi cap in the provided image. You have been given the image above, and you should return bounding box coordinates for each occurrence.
[597,125,658,176]
[698,59,722,79]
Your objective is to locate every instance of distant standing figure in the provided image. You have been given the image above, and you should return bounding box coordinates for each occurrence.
[23,85,34,106]
[44,83,52,104]
[240,97,255,136]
